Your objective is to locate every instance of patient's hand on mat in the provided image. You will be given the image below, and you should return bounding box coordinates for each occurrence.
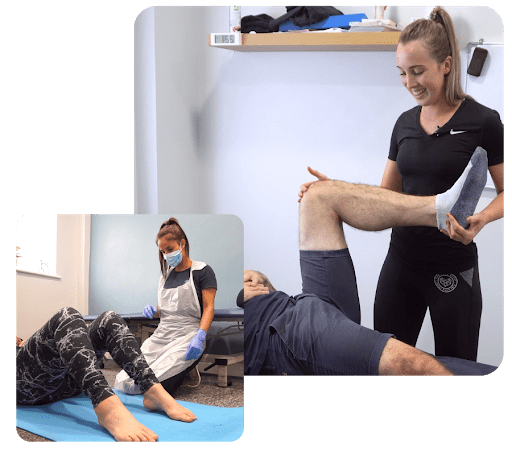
[95,394,159,442]
[142,383,197,423]
[16,336,26,347]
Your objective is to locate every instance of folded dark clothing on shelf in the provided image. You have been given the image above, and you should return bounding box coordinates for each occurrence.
[241,6,343,33]
[283,6,343,27]
[241,14,275,33]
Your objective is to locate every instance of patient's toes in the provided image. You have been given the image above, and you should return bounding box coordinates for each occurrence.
[143,383,197,422]
[141,428,158,442]
[167,402,197,422]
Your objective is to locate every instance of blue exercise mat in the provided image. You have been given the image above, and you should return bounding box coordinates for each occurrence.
[17,392,244,442]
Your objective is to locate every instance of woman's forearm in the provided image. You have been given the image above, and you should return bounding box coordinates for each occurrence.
[480,190,504,224]
[199,306,214,332]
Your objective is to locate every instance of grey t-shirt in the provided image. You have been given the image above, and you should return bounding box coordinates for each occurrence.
[163,265,217,311]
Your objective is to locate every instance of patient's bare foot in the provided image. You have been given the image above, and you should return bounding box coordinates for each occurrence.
[95,394,158,441]
[143,383,197,422]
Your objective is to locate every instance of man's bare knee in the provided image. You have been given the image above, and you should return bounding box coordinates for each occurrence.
[299,180,348,250]
[301,180,338,209]
[301,181,343,223]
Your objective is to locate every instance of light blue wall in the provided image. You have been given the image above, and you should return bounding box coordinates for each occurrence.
[89,214,243,314]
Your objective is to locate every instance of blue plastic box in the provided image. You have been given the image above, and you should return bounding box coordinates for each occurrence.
[278,13,368,32]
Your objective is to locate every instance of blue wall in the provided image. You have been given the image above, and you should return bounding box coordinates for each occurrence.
[89,214,243,314]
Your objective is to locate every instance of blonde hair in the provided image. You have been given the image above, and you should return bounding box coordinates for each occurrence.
[399,6,470,106]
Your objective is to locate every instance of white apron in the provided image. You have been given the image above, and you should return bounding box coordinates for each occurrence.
[114,261,206,394]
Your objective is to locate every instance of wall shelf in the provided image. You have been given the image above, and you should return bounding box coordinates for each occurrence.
[208,31,401,52]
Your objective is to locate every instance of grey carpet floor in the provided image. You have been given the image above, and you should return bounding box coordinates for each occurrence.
[16,363,243,442]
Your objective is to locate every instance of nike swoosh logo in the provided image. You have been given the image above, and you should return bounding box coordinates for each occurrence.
[450,129,467,135]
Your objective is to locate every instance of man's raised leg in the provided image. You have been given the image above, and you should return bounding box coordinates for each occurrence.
[298,180,385,322]
[299,180,437,250]
[299,147,487,246]
[298,179,437,321]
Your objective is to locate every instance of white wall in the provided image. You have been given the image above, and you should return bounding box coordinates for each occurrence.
[16,215,91,339]
[135,6,504,366]
[135,7,158,214]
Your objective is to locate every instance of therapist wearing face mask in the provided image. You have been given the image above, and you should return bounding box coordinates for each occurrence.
[115,217,217,395]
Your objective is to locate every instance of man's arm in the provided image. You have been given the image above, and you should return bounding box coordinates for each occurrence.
[240,269,277,304]
[244,269,276,291]
[243,282,270,303]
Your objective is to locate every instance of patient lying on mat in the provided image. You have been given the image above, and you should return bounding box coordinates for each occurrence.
[16,309,196,442]
[241,160,497,376]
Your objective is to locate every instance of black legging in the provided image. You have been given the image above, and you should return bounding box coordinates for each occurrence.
[16,307,159,408]
[160,357,202,395]
[374,251,482,361]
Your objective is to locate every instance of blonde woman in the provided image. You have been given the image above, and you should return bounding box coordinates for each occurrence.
[298,7,503,361]
[374,7,503,361]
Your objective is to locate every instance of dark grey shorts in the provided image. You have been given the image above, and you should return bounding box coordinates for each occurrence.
[263,249,393,375]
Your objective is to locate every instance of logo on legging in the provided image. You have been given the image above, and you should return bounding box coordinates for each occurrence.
[434,274,458,293]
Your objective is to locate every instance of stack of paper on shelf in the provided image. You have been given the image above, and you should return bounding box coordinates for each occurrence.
[349,19,401,32]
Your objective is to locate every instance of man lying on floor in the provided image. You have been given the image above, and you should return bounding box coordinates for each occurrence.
[240,151,497,376]
[16,309,196,441]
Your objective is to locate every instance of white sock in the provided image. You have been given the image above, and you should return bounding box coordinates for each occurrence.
[435,147,488,230]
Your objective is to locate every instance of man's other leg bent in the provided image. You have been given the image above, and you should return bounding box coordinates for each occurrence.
[269,295,392,375]
[378,337,453,375]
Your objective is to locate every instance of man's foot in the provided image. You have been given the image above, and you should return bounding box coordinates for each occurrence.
[435,146,488,230]
[143,383,197,422]
[95,394,158,442]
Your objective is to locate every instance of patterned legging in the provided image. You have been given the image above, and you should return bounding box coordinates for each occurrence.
[16,307,159,408]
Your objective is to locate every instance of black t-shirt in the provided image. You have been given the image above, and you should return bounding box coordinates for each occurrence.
[388,98,503,271]
[163,264,217,311]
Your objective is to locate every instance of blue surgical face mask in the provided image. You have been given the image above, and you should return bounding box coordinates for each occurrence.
[164,246,183,267]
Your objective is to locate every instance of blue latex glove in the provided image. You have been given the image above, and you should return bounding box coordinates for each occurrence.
[143,305,157,319]
[185,329,207,360]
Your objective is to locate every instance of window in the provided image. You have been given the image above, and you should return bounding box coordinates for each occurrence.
[16,214,57,276]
